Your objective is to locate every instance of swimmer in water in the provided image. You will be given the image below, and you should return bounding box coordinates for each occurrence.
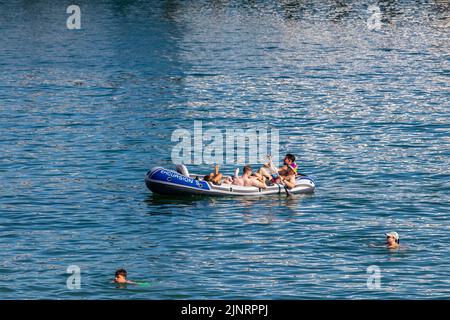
[114,269,136,284]
[386,231,400,249]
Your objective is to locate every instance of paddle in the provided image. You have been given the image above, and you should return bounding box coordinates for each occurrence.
[266,155,291,196]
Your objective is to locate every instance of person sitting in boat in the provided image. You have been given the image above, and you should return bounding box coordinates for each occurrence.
[225,165,267,189]
[256,154,299,188]
[203,164,226,185]
[278,164,297,189]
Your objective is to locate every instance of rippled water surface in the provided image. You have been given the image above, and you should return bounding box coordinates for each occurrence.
[0,0,449,299]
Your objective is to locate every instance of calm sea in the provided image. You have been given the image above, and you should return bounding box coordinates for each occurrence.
[0,0,449,299]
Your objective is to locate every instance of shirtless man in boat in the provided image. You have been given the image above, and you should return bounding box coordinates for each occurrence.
[205,157,298,190]
[230,165,267,189]
[204,165,266,189]
[255,154,299,189]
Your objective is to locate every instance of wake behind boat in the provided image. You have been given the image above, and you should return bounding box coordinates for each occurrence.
[145,166,316,196]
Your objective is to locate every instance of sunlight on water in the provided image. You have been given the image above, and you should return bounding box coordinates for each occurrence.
[0,0,449,299]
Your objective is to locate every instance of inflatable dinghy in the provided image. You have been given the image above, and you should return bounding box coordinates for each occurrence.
[145,166,315,196]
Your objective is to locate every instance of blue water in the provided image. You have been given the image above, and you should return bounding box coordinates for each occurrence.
[0,0,449,299]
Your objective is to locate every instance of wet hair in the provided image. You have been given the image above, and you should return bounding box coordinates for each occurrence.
[285,154,295,162]
[115,269,127,278]
[243,165,252,174]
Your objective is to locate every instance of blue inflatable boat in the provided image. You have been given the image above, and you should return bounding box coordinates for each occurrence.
[145,166,315,196]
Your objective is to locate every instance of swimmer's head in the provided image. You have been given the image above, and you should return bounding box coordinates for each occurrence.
[386,232,400,245]
[243,165,252,175]
[115,268,128,280]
